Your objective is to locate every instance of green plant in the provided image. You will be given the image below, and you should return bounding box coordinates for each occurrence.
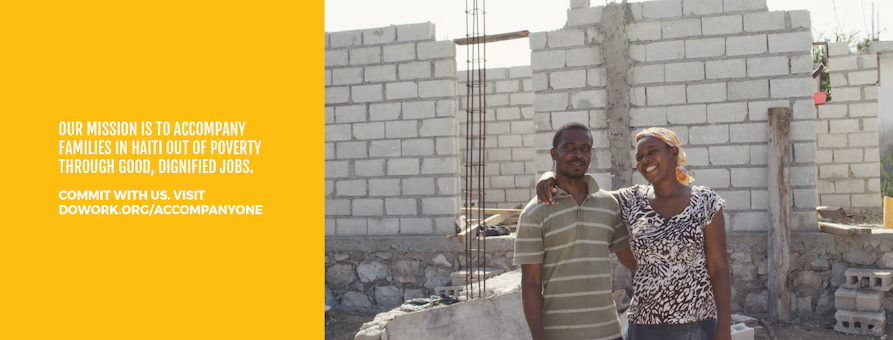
[881,152,893,197]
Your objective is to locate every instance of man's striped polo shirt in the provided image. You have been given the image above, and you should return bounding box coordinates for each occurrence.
[514,175,630,340]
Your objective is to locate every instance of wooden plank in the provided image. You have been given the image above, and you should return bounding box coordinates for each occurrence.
[767,107,792,323]
[447,213,508,245]
[816,206,846,220]
[460,207,521,215]
[453,30,530,45]
[818,222,872,235]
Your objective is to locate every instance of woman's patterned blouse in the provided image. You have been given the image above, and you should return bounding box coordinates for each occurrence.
[617,184,725,325]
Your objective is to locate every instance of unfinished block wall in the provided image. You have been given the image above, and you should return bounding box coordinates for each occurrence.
[815,41,882,208]
[532,0,819,232]
[324,22,461,236]
[457,66,537,209]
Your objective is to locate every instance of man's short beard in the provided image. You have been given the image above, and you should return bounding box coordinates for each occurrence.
[561,170,586,179]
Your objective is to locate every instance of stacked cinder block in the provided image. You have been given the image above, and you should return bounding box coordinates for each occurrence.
[815,41,881,208]
[325,23,461,236]
[833,268,892,336]
[532,0,818,231]
[457,67,536,208]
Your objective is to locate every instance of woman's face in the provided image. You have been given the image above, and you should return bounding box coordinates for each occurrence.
[635,136,678,184]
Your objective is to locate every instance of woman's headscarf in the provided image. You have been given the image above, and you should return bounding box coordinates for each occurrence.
[635,127,695,185]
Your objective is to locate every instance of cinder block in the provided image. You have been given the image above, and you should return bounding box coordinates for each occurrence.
[418,41,454,60]
[329,29,362,48]
[570,0,590,9]
[402,178,435,196]
[730,167,766,187]
[364,65,397,83]
[534,92,568,111]
[511,92,535,105]
[422,197,458,215]
[627,22,661,42]
[832,87,861,102]
[730,323,754,340]
[551,70,587,89]
[332,67,362,85]
[630,107,668,127]
[835,179,865,194]
[422,157,458,174]
[398,61,431,80]
[370,179,401,197]
[686,38,725,58]
[848,132,878,147]
[495,80,520,93]
[832,55,859,71]
[336,218,367,236]
[791,54,813,74]
[746,100,787,121]
[420,118,456,137]
[567,6,602,27]
[666,62,705,82]
[335,179,367,197]
[687,82,726,103]
[723,0,767,13]
[743,11,785,32]
[729,123,767,143]
[383,44,416,62]
[817,104,847,119]
[848,70,878,86]
[325,86,350,104]
[747,56,788,77]
[851,163,879,178]
[789,10,811,29]
[828,119,860,134]
[834,309,885,336]
[646,41,685,61]
[353,198,384,216]
[567,47,603,67]
[434,285,465,297]
[349,46,382,65]
[325,49,349,67]
[528,31,547,50]
[690,168,730,189]
[401,139,435,156]
[727,34,767,56]
[828,41,850,56]
[710,145,750,165]
[325,160,349,179]
[706,59,746,79]
[689,125,729,144]
[643,0,682,19]
[850,103,878,117]
[843,268,893,291]
[353,122,385,140]
[662,19,701,39]
[547,29,585,48]
[707,102,748,123]
[768,32,812,54]
[833,149,863,163]
[531,50,566,70]
[402,100,436,120]
[397,22,435,42]
[629,44,646,62]
[586,68,606,87]
[666,104,707,124]
[631,64,665,84]
[682,0,723,16]
[386,82,418,100]
[702,15,742,35]
[419,80,455,98]
[325,124,351,143]
[385,120,418,139]
[351,84,384,102]
[629,87,646,106]
[571,89,606,109]
[400,217,433,234]
[646,85,686,105]
[363,26,396,45]
[769,77,812,98]
[856,289,884,312]
[334,104,366,124]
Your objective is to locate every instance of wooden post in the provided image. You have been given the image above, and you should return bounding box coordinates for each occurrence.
[767,107,792,323]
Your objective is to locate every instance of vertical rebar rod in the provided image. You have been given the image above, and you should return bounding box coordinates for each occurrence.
[463,0,486,300]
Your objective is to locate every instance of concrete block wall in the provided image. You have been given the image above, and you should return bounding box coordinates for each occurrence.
[457,66,536,208]
[531,0,818,231]
[325,23,461,236]
[816,42,881,208]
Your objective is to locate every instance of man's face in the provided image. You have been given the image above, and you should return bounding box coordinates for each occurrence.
[550,129,592,180]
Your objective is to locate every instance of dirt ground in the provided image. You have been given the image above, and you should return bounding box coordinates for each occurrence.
[325,208,893,339]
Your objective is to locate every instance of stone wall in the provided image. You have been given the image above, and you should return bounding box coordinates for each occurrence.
[326,232,893,312]
[457,66,537,209]
[531,0,818,232]
[325,236,515,310]
[325,23,461,236]
[815,42,882,208]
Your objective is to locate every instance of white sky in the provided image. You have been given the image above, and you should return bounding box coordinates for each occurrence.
[325,0,892,68]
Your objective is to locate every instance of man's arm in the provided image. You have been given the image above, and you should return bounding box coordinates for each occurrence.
[705,209,731,340]
[614,247,636,273]
[521,264,547,340]
[535,171,558,205]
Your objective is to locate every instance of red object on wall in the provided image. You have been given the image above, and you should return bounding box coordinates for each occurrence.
[813,92,827,105]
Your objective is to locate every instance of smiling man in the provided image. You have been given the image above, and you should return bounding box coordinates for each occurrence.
[514,121,635,340]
